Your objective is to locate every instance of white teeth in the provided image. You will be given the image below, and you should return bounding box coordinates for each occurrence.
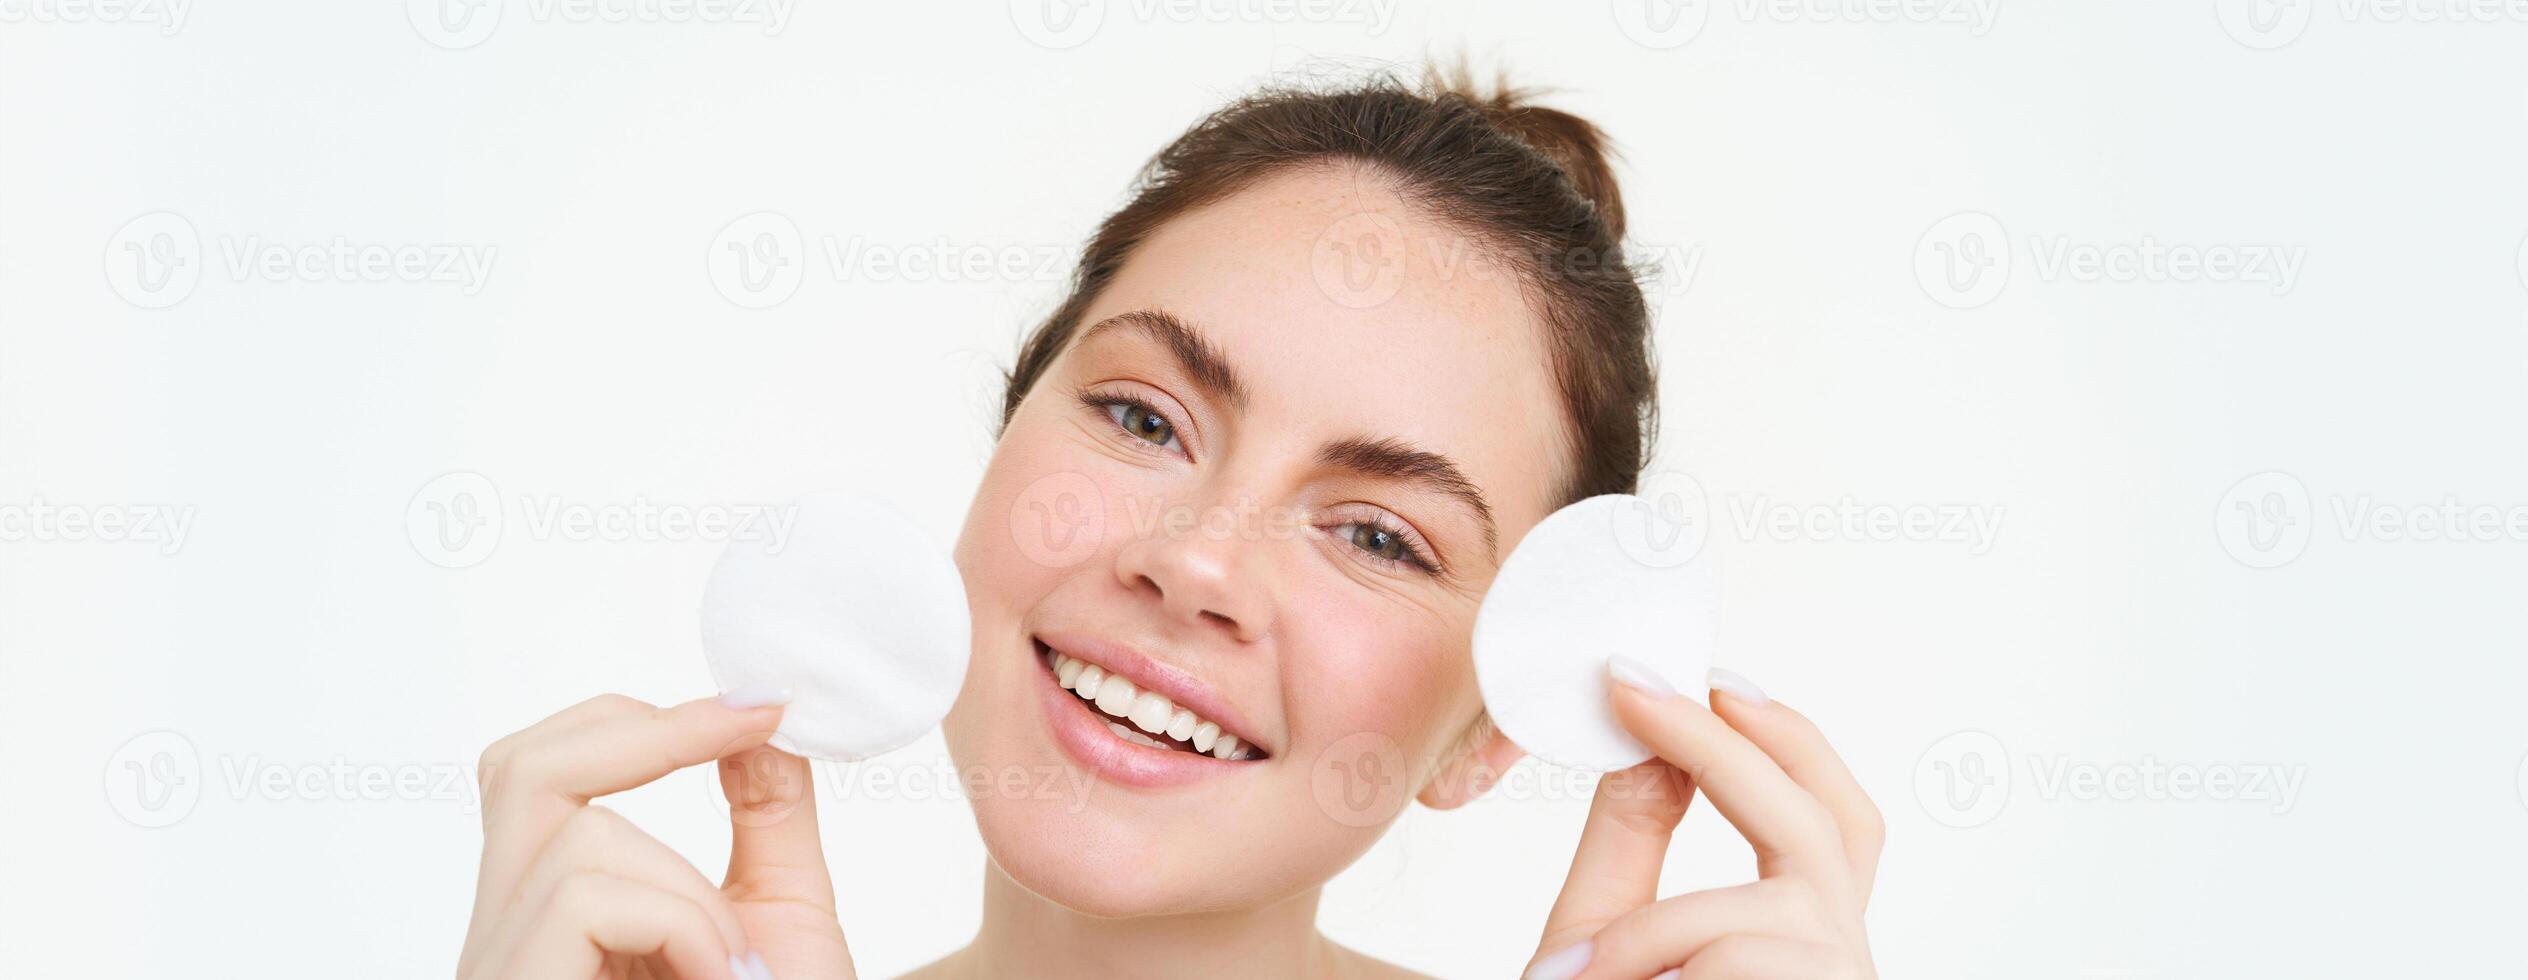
[1046,647,1258,760]
[1129,692,1174,734]
[1105,720,1169,750]
[1094,675,1137,716]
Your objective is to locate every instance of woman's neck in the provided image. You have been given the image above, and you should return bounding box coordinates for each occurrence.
[916,860,1360,980]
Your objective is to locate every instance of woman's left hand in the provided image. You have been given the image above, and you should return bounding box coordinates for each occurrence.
[1520,661,1883,980]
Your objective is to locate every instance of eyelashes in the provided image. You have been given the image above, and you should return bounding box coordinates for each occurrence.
[1076,387,1444,577]
[1331,518,1441,574]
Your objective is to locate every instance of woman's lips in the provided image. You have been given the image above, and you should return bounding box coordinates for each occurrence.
[1030,639,1261,789]
[1029,628,1266,753]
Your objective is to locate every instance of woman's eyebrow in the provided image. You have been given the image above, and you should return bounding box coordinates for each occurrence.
[1318,437,1500,561]
[1076,309,1248,411]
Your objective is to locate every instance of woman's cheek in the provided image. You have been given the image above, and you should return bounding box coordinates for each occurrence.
[1279,586,1477,795]
[961,417,1138,597]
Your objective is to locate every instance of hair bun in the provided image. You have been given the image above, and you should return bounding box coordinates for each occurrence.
[1430,66,1628,241]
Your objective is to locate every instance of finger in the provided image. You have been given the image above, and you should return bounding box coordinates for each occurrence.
[1570,881,1807,980]
[461,693,659,977]
[721,746,836,910]
[479,806,750,972]
[1706,682,1886,903]
[495,871,741,980]
[478,696,784,916]
[1606,668,1844,882]
[1534,760,1695,954]
[480,693,657,780]
[1673,935,1845,980]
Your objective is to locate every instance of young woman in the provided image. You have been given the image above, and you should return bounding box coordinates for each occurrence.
[453,72,1884,980]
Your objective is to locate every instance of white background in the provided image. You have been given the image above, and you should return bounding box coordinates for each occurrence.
[6,1,2527,977]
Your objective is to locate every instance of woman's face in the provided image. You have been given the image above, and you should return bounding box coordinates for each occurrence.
[944,164,1569,916]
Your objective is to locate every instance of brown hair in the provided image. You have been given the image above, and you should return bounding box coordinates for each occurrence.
[1000,69,1657,505]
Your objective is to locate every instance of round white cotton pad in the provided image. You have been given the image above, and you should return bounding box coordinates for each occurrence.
[700,492,971,763]
[1472,493,1719,772]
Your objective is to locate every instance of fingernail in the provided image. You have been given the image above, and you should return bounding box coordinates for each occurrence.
[1606,654,1677,698]
[1524,941,1593,980]
[727,953,751,980]
[1649,970,1682,980]
[718,684,792,710]
[747,950,780,980]
[1707,667,1770,705]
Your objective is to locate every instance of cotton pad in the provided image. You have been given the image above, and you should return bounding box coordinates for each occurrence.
[1472,493,1718,772]
[700,492,972,762]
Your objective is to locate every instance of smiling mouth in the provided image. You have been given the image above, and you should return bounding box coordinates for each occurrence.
[1033,638,1266,762]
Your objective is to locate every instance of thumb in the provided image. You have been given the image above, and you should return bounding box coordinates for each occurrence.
[719,745,836,909]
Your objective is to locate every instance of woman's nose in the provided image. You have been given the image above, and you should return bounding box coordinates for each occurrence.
[1110,508,1274,643]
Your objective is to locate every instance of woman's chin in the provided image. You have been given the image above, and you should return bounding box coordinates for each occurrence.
[971,798,1224,918]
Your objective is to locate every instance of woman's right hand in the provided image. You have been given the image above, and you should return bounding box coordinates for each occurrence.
[454,692,855,980]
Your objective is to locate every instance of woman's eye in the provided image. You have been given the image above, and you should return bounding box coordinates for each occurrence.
[1339,520,1435,573]
[1348,524,1408,562]
[1104,400,1179,450]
